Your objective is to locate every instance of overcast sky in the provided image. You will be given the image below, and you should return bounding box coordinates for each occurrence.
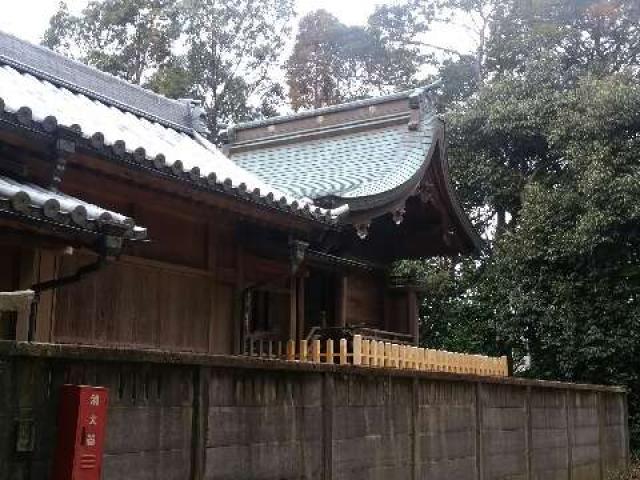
[0,0,388,43]
[0,0,474,54]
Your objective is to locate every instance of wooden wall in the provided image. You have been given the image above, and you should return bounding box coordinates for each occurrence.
[52,254,233,353]
[36,166,249,354]
[346,272,385,328]
[0,247,19,340]
[0,164,416,352]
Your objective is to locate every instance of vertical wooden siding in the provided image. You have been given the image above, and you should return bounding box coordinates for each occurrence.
[53,255,234,353]
[346,272,384,328]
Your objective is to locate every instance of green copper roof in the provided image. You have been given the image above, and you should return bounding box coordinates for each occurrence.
[226,88,440,209]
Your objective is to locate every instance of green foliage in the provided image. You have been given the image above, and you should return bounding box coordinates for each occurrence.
[44,0,180,84]
[179,0,294,136]
[608,456,640,479]
[388,0,640,447]
[489,75,640,438]
[396,257,503,356]
[286,8,423,110]
[43,0,294,138]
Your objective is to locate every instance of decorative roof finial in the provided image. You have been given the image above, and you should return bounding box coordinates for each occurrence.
[356,223,370,240]
[180,99,210,136]
[392,208,406,225]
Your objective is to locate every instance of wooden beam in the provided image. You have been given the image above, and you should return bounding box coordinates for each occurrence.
[16,248,37,341]
[297,275,305,341]
[408,290,419,345]
[34,249,58,343]
[336,275,348,328]
[289,276,297,341]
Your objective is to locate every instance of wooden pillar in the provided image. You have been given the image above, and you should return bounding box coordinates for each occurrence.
[16,248,37,342]
[525,386,532,480]
[232,245,245,355]
[475,382,484,480]
[408,290,419,345]
[190,366,209,480]
[322,372,334,480]
[34,249,58,343]
[206,222,218,354]
[598,392,606,480]
[412,377,420,480]
[566,390,574,480]
[289,276,297,341]
[297,276,305,341]
[336,274,348,328]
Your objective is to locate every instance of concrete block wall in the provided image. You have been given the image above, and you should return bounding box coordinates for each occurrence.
[417,381,477,479]
[530,388,570,480]
[331,376,414,480]
[0,344,630,480]
[204,370,323,480]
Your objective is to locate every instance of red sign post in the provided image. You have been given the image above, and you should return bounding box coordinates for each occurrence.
[52,385,109,480]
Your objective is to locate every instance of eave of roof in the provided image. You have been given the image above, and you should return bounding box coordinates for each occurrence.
[0,30,194,133]
[228,86,433,131]
[227,87,441,214]
[0,108,338,228]
[226,86,483,256]
[0,174,146,240]
[0,50,338,226]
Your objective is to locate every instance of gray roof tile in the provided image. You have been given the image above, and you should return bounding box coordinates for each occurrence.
[0,31,192,132]
[0,30,338,223]
[0,175,146,239]
[229,107,440,204]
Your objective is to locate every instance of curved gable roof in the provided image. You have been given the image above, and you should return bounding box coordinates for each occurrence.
[0,30,333,226]
[225,87,483,256]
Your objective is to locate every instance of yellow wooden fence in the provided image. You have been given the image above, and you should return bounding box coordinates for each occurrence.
[244,335,509,377]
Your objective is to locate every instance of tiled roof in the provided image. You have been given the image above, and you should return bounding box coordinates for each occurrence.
[0,31,333,223]
[0,175,146,239]
[226,88,441,212]
[0,31,193,132]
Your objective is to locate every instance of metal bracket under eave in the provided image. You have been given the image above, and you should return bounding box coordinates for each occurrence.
[392,208,406,226]
[50,137,75,191]
[408,109,420,131]
[355,223,370,240]
[417,182,436,205]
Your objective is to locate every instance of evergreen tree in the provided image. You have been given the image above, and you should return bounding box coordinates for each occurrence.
[43,0,295,138]
[44,0,180,84]
[286,8,423,111]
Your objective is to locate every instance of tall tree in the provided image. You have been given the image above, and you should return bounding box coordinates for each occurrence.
[177,0,294,136]
[286,11,382,110]
[43,0,295,138]
[486,73,640,443]
[388,4,640,425]
[286,10,349,110]
[286,8,423,111]
[44,0,180,84]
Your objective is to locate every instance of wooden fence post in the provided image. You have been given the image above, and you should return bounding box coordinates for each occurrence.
[326,339,334,364]
[392,344,400,369]
[191,366,208,480]
[312,340,321,363]
[370,341,377,367]
[362,340,370,366]
[353,335,362,366]
[287,340,296,361]
[339,339,348,365]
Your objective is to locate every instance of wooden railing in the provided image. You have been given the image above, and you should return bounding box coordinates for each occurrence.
[243,335,509,377]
